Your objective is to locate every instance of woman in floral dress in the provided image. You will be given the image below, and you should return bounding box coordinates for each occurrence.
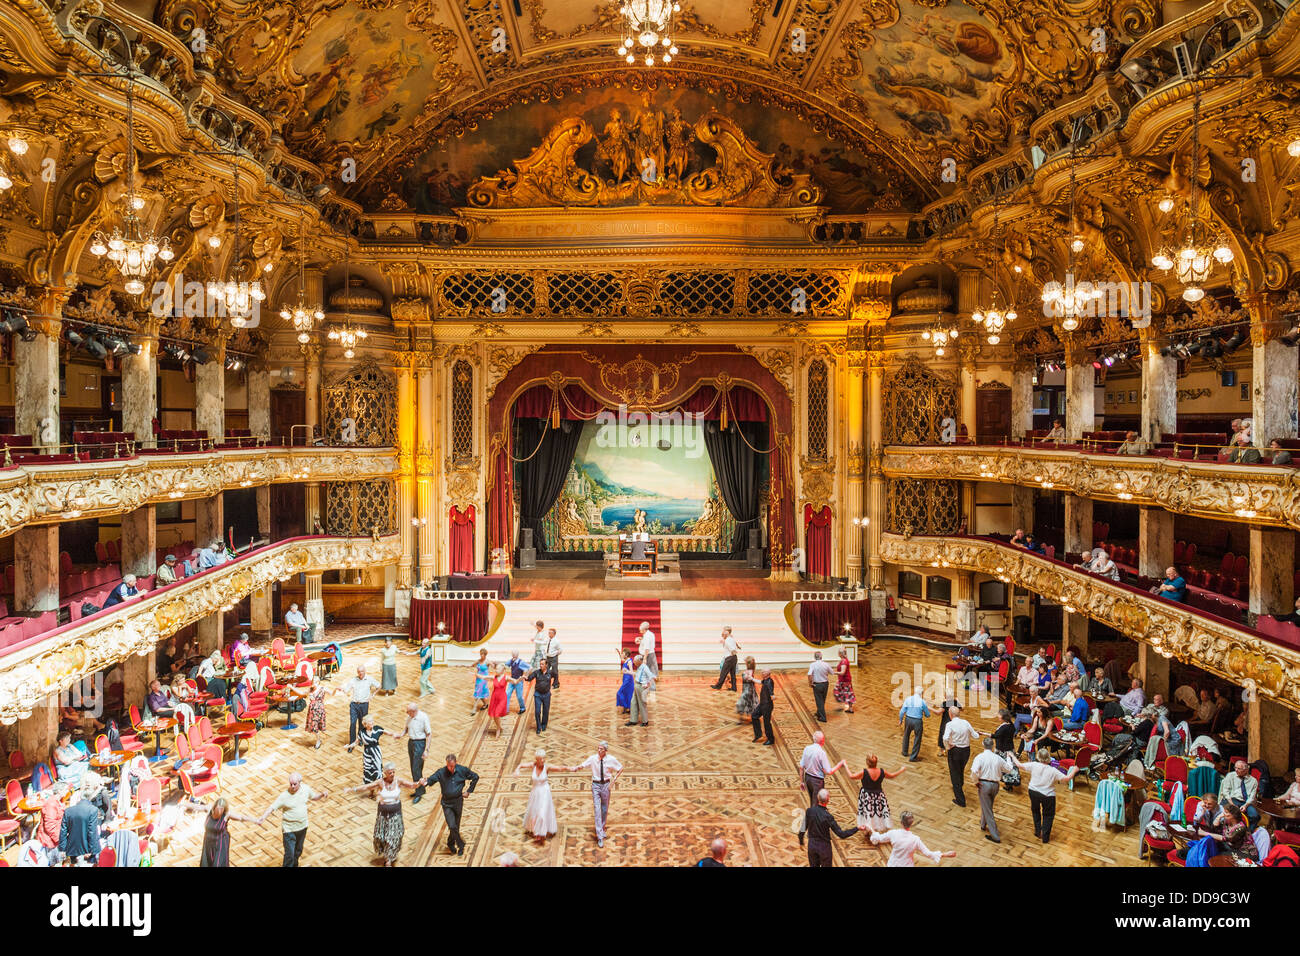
[735,656,758,721]
[847,754,908,832]
[348,762,418,866]
[305,677,327,750]
[833,647,856,714]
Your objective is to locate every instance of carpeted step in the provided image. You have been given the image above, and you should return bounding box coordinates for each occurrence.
[621,599,662,664]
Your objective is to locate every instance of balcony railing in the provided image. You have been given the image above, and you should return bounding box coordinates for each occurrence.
[882,443,1299,530]
[878,532,1300,713]
[0,533,402,724]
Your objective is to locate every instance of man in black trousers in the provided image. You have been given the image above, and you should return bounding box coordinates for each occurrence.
[524,659,554,733]
[798,788,860,866]
[751,669,775,744]
[941,704,980,808]
[710,626,740,691]
[420,754,479,856]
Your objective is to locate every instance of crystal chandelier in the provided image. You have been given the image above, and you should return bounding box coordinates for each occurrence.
[205,166,265,327]
[617,0,679,66]
[1041,124,1103,333]
[1150,87,1232,303]
[920,321,958,357]
[971,291,1016,345]
[88,76,173,295]
[327,248,367,358]
[279,219,323,344]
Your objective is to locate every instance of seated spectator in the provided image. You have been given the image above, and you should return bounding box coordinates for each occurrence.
[1015,660,1039,688]
[1062,687,1090,730]
[1228,440,1261,464]
[1150,566,1186,602]
[102,573,141,607]
[1014,690,1047,731]
[1193,792,1224,833]
[196,650,225,682]
[1073,548,1100,572]
[1189,688,1217,724]
[1269,439,1293,466]
[1089,550,1119,581]
[1045,674,1072,707]
[1017,705,1054,754]
[145,678,175,718]
[1116,430,1149,455]
[209,539,230,566]
[285,602,313,642]
[52,731,89,786]
[1009,528,1028,548]
[1034,662,1051,690]
[1030,646,1049,669]
[1044,419,1066,443]
[155,553,182,585]
[1212,687,1232,718]
[197,545,217,569]
[1079,667,1113,697]
[1205,805,1257,859]
[1219,759,1260,827]
[1277,768,1300,806]
[230,632,253,668]
[1119,677,1146,716]
[1022,533,1046,555]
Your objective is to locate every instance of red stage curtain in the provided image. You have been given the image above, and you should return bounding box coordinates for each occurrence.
[449,505,475,574]
[769,420,796,572]
[804,504,832,581]
[489,448,512,559]
[798,601,870,645]
[410,597,489,643]
[515,382,768,422]
[513,384,604,420]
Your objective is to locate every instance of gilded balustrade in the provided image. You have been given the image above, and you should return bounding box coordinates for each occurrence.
[883,445,1300,530]
[0,534,402,724]
[879,533,1300,714]
[0,446,398,537]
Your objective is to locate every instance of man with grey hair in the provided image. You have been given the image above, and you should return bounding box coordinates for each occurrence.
[628,654,654,727]
[710,626,740,691]
[868,811,957,867]
[798,730,844,808]
[696,837,728,867]
[969,737,1009,843]
[257,771,329,867]
[808,650,833,722]
[637,621,658,676]
[563,741,623,849]
[941,703,979,807]
[798,788,859,867]
[751,668,775,744]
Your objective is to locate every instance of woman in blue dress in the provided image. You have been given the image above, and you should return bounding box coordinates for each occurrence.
[616,647,635,715]
[473,647,490,713]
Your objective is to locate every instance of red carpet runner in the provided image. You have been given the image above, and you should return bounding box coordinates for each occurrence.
[621,599,662,665]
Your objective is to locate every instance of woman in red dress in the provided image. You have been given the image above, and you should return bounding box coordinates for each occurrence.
[833,647,856,714]
[487,663,511,737]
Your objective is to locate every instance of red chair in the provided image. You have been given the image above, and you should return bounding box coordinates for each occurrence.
[1184,797,1200,823]
[1174,541,1187,563]
[1274,830,1300,847]
[1153,738,1168,764]
[1084,721,1103,748]
[7,752,23,771]
[186,725,204,753]
[1164,756,1188,786]
[106,539,120,563]
[96,846,116,867]
[1059,744,1094,787]
[31,763,53,791]
[178,768,216,802]
[1142,804,1173,863]
[270,638,290,668]
[198,716,215,742]
[1166,847,1186,866]
[173,733,192,768]
[136,778,162,817]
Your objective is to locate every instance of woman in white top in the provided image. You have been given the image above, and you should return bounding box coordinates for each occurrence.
[515,748,558,842]
[868,811,956,867]
[1012,748,1079,844]
[1279,768,1300,806]
[348,761,418,866]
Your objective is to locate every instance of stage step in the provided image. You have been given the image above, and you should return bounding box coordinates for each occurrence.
[621,599,661,665]
[445,599,817,670]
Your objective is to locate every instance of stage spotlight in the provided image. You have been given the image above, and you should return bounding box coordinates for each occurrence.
[84,337,108,359]
[105,336,131,356]
[66,328,85,348]
[191,346,211,365]
[1118,57,1157,96]
[0,310,28,334]
[1221,329,1245,352]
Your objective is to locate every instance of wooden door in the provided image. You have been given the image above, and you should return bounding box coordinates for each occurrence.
[975,387,1012,444]
[271,388,306,445]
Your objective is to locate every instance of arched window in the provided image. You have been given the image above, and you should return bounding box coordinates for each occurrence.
[451,359,474,462]
[807,359,828,461]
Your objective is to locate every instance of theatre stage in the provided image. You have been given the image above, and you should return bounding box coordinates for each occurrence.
[159,636,1132,868]
[509,560,808,601]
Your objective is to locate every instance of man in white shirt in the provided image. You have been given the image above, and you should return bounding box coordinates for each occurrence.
[209,540,229,566]
[637,621,658,677]
[544,627,562,689]
[969,737,1009,843]
[1013,748,1078,844]
[398,703,433,803]
[530,621,548,670]
[941,704,980,808]
[807,651,834,722]
[197,546,217,570]
[790,546,806,580]
[562,741,623,848]
[798,730,842,808]
[341,665,379,747]
[284,603,312,642]
[869,810,956,867]
[710,626,741,691]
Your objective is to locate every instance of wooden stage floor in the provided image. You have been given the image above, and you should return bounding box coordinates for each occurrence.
[510,560,813,600]
[158,638,1135,867]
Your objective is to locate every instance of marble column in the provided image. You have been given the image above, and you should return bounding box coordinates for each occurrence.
[123,653,156,711]
[195,494,223,552]
[416,354,436,582]
[195,339,227,441]
[196,610,224,656]
[16,697,58,769]
[1248,526,1294,622]
[250,485,272,631]
[247,365,271,442]
[957,339,978,439]
[1138,506,1174,579]
[846,356,865,585]
[1138,643,1170,699]
[304,343,323,441]
[866,356,885,616]
[305,572,325,641]
[1063,494,1094,557]
[305,483,322,535]
[954,570,976,639]
[120,505,157,578]
[1248,294,1299,443]
[15,298,64,452]
[1063,345,1096,441]
[14,526,59,613]
[396,354,416,587]
[1247,695,1291,769]
[960,481,976,535]
[1010,485,1034,534]
[1064,611,1089,663]
[1139,325,1177,445]
[1010,359,1035,440]
[121,319,159,446]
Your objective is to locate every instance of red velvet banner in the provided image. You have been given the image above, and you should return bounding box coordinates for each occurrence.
[449,505,475,574]
[804,503,832,581]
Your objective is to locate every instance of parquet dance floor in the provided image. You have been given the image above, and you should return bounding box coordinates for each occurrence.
[161,639,1134,866]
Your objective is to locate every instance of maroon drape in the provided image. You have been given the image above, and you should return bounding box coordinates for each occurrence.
[449,505,475,574]
[798,601,870,645]
[488,447,512,559]
[512,382,767,422]
[804,504,832,581]
[410,597,489,643]
[769,422,796,572]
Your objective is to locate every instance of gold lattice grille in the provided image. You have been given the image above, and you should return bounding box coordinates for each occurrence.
[887,478,959,535]
[882,354,958,445]
[322,361,397,446]
[661,272,736,315]
[451,359,474,462]
[547,272,622,316]
[807,359,828,461]
[324,480,397,536]
[439,271,537,316]
[747,271,847,316]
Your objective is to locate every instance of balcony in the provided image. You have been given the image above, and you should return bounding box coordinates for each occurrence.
[0,442,398,537]
[881,442,1298,530]
[0,533,401,724]
[878,532,1300,713]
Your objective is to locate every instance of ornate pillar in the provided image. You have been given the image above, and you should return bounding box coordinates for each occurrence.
[957,331,978,439]
[304,342,323,441]
[196,610,223,655]
[396,352,416,587]
[250,487,272,631]
[305,572,325,641]
[123,654,156,713]
[1010,485,1034,533]
[954,570,976,639]
[1139,324,1177,445]
[120,506,157,578]
[1010,357,1035,440]
[14,526,59,613]
[1064,612,1090,663]
[195,494,223,552]
[960,481,976,535]
[247,365,271,442]
[1248,527,1294,623]
[846,347,865,584]
[1247,293,1299,442]
[1138,643,1170,699]
[121,316,159,444]
[1248,696,1290,769]
[416,351,436,583]
[194,335,227,441]
[16,288,66,452]
[866,353,886,612]
[1138,506,1174,579]
[1063,340,1095,441]
[1064,493,1093,557]
[16,698,58,773]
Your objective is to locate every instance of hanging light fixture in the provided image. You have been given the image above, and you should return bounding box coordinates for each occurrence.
[919,266,958,357]
[327,246,367,359]
[1041,124,1105,332]
[87,68,173,294]
[616,0,679,66]
[971,290,1017,346]
[1150,81,1233,302]
[279,217,324,344]
[206,166,265,327]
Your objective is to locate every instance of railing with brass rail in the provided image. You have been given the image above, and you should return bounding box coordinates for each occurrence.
[878,532,1300,713]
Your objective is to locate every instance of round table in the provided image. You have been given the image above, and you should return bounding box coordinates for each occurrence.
[269,683,311,730]
[1209,852,1257,867]
[1261,798,1300,823]
[217,720,257,766]
[134,717,178,762]
[17,789,70,814]
[108,810,150,833]
[177,758,216,780]
[89,751,129,770]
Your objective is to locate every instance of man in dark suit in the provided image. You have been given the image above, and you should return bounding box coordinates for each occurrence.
[751,669,775,745]
[798,788,859,866]
[58,792,102,864]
